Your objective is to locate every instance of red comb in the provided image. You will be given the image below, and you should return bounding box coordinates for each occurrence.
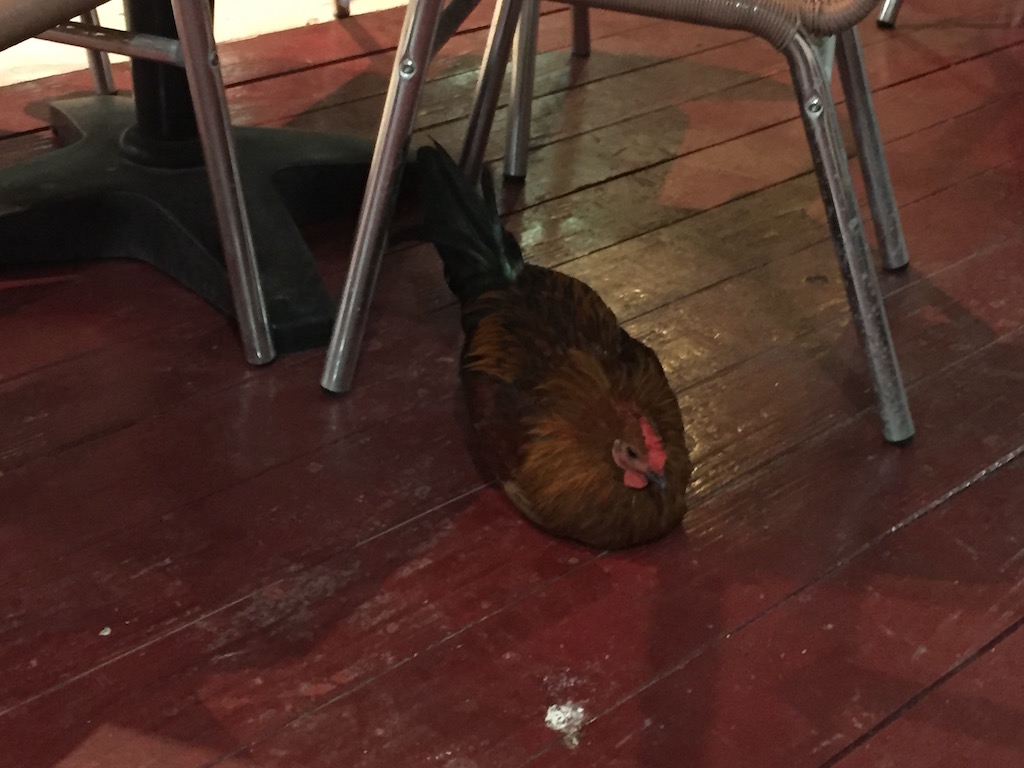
[640,418,667,474]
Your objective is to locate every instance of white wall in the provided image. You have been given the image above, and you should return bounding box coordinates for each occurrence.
[0,0,403,87]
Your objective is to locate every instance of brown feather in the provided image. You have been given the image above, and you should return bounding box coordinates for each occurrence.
[461,266,692,549]
[416,143,691,549]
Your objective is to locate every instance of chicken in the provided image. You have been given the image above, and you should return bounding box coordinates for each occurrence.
[415,143,692,549]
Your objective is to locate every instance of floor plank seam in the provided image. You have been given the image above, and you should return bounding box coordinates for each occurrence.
[207,545,608,768]
[4,8,1024,765]
[868,32,1024,95]
[681,324,1024,527]
[885,228,1024,304]
[466,20,1024,189]
[809,441,1024,597]
[218,11,550,92]
[243,11,673,127]
[0,484,493,720]
[817,609,1024,767]
[516,442,1024,766]
[352,482,488,548]
[0,587,256,721]
[0,337,310,476]
[0,376,454,588]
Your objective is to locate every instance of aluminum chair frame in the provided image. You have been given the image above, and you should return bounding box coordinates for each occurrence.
[3,0,274,364]
[80,8,116,93]
[322,0,914,445]
[877,0,903,27]
[320,0,535,392]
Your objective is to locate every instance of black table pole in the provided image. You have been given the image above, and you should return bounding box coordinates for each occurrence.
[130,0,198,138]
[0,1,372,353]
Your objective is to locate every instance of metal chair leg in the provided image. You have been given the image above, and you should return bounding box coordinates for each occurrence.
[321,0,445,393]
[785,33,913,445]
[170,0,275,365]
[82,9,116,94]
[836,27,909,272]
[503,0,588,179]
[810,34,834,83]
[505,0,540,179]
[877,0,903,28]
[571,5,590,57]
[461,0,526,180]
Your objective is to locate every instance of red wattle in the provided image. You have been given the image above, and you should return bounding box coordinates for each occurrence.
[623,469,649,489]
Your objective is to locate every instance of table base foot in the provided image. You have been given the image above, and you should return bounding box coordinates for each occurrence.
[0,95,372,353]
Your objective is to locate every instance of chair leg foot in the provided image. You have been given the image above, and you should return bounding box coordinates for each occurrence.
[321,0,445,393]
[462,0,526,181]
[877,0,902,28]
[171,0,275,365]
[571,6,590,57]
[836,28,909,273]
[786,34,913,445]
[505,0,540,179]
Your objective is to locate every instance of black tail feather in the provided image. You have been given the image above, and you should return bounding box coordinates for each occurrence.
[416,141,523,304]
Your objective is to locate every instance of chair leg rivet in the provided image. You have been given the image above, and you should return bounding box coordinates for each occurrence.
[805,95,824,118]
[399,58,417,79]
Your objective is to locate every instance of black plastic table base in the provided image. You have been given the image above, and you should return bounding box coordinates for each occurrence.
[0,95,372,353]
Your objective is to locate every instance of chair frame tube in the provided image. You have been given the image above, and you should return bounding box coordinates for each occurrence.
[39,20,184,65]
[504,0,540,178]
[836,27,908,271]
[460,0,526,180]
[30,1,274,364]
[786,32,913,443]
[877,0,902,28]
[322,0,915,444]
[80,9,116,94]
[321,0,445,392]
[171,0,275,364]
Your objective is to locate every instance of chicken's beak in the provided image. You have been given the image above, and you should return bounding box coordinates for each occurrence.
[646,471,667,492]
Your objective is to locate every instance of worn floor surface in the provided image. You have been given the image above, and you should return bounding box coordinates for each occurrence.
[2,1,1024,766]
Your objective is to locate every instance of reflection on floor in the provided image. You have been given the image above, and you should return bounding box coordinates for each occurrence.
[2,1,1024,766]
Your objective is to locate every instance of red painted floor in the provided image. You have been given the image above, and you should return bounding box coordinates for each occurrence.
[2,1,1024,766]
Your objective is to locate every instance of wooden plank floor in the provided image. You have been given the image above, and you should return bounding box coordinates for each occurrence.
[3,1,1024,766]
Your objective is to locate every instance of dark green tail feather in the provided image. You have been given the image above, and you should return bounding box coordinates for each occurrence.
[416,142,524,305]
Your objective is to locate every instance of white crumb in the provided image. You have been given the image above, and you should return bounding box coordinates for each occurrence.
[545,702,586,748]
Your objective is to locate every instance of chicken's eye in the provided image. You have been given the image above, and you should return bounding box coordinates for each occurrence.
[625,446,638,460]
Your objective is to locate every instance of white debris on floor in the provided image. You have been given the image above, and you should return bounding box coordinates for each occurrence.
[545,702,586,748]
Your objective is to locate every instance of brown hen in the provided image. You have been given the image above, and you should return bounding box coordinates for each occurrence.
[417,143,692,549]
